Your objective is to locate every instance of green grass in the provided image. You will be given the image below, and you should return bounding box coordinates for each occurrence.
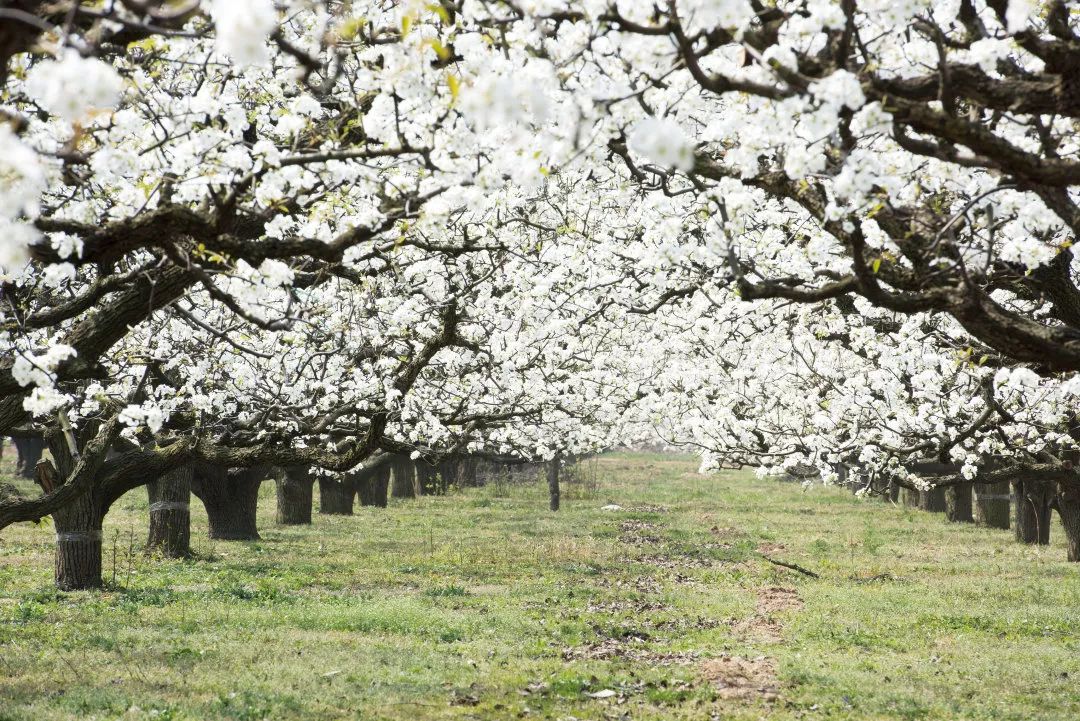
[0,451,1078,720]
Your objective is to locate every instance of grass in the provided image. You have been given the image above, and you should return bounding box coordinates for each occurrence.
[0,451,1077,720]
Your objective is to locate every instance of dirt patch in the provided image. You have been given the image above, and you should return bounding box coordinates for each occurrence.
[618,520,663,545]
[649,615,723,633]
[710,525,748,540]
[586,599,671,614]
[699,654,779,702]
[756,541,787,554]
[636,554,713,570]
[625,504,669,513]
[597,576,663,594]
[563,638,701,666]
[563,620,707,666]
[736,586,803,642]
[757,586,802,615]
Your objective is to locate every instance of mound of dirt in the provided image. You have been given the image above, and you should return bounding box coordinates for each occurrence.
[699,654,779,702]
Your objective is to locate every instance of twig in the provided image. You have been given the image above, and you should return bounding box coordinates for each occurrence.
[759,553,820,578]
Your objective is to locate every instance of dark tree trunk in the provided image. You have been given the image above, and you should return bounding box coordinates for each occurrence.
[834,465,855,494]
[354,471,372,506]
[391,457,416,499]
[192,465,265,540]
[945,483,974,523]
[53,486,104,591]
[146,464,192,558]
[1014,480,1052,545]
[459,457,480,487]
[14,435,45,478]
[878,481,899,502]
[919,486,947,513]
[416,460,438,495]
[357,466,390,508]
[44,432,104,590]
[1056,484,1080,562]
[319,476,354,515]
[439,459,459,492]
[276,466,314,525]
[975,481,1010,529]
[377,466,390,506]
[901,487,920,508]
[547,458,560,511]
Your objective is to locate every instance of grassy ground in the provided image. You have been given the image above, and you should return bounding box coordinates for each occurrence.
[0,451,1078,721]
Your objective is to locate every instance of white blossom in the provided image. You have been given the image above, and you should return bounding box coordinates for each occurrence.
[26,50,123,123]
[628,116,696,172]
[211,0,278,66]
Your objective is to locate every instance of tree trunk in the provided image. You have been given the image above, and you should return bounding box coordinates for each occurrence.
[53,486,104,590]
[919,486,947,512]
[945,482,973,523]
[547,457,561,511]
[439,459,459,492]
[1056,484,1080,562]
[877,481,899,502]
[276,466,314,525]
[1014,480,1052,545]
[44,432,104,590]
[416,460,438,495]
[357,466,390,508]
[146,464,192,558]
[835,465,856,494]
[319,476,354,515]
[974,481,1010,529]
[901,486,920,508]
[192,465,265,540]
[459,457,480,487]
[391,457,416,499]
[14,435,45,479]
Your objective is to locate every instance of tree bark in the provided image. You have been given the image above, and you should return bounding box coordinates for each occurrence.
[919,486,947,512]
[1014,480,1052,545]
[974,481,1010,529]
[14,435,45,478]
[1056,484,1080,562]
[901,486,921,508]
[275,466,313,525]
[319,476,354,515]
[357,466,390,508]
[547,457,560,511]
[438,459,459,492]
[945,482,974,523]
[459,456,480,487]
[876,481,899,502]
[53,484,104,590]
[44,431,104,590]
[415,460,438,495]
[391,456,416,499]
[192,465,265,540]
[146,464,191,558]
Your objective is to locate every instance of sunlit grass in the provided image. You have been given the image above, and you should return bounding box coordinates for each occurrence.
[0,451,1077,720]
